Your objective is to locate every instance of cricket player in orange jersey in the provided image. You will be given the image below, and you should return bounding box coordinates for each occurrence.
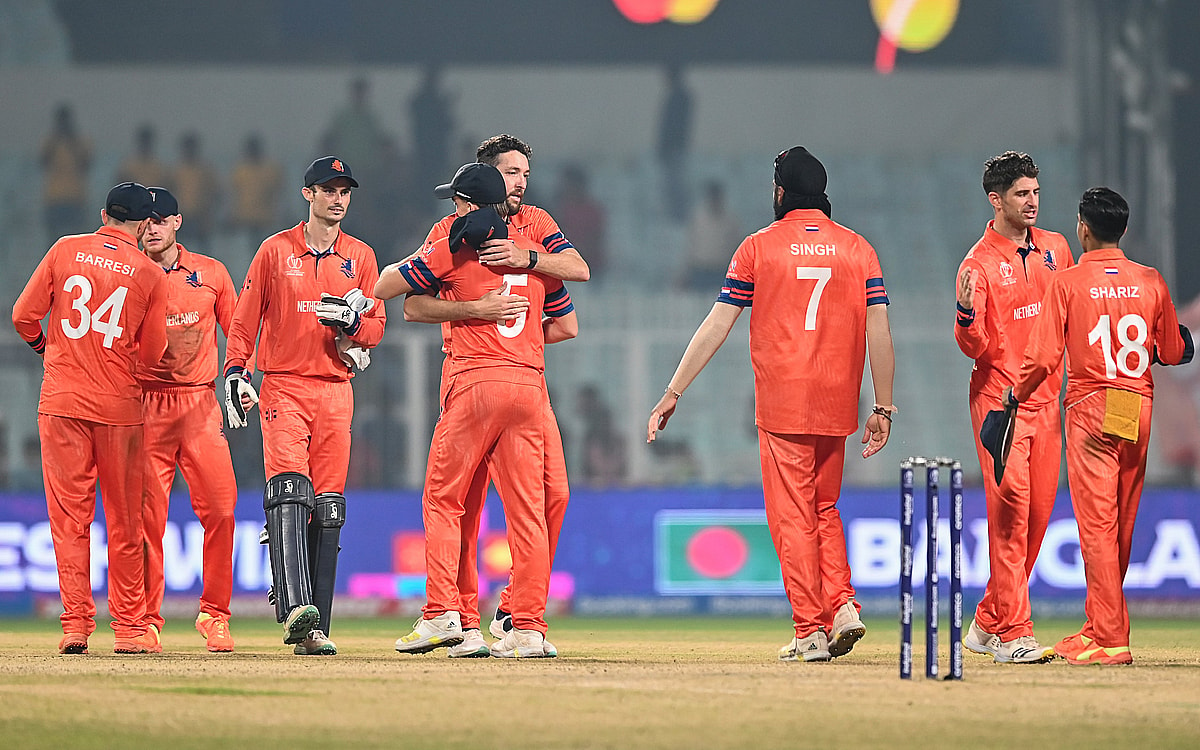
[222,156,386,656]
[12,182,169,654]
[1006,187,1192,665]
[403,134,589,657]
[136,187,239,652]
[379,162,578,659]
[647,147,895,662]
[955,151,1074,664]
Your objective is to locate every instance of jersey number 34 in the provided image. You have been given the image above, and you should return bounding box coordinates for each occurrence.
[60,274,128,349]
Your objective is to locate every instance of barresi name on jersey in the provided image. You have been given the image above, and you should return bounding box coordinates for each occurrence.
[166,311,200,327]
[790,243,837,256]
[1013,301,1041,321]
[296,300,321,312]
[74,251,136,278]
[1090,285,1140,300]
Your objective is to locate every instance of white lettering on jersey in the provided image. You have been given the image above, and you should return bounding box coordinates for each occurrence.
[166,311,201,327]
[74,251,136,278]
[1090,285,1140,300]
[296,300,320,312]
[790,243,837,256]
[1013,301,1041,321]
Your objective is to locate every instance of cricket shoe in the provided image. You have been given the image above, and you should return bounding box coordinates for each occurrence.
[828,600,866,658]
[963,618,1001,657]
[195,613,235,653]
[488,608,512,640]
[542,638,558,658]
[490,627,549,658]
[115,624,162,654]
[294,629,337,656]
[283,604,321,645]
[395,611,464,654]
[1064,644,1132,666]
[58,632,88,655]
[1053,632,1093,662]
[778,630,831,662]
[447,629,491,658]
[993,635,1055,664]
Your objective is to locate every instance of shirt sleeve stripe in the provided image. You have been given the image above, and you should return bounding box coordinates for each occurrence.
[545,287,575,317]
[866,277,889,306]
[27,332,46,355]
[956,301,975,327]
[541,232,575,254]
[718,277,754,307]
[399,258,438,292]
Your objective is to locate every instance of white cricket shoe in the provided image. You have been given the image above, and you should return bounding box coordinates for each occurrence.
[994,635,1055,664]
[828,600,866,658]
[488,608,512,640]
[542,638,558,658]
[293,629,337,656]
[490,627,549,658]
[963,618,1001,657]
[778,630,831,662]
[447,629,491,658]
[394,611,464,654]
[283,604,321,645]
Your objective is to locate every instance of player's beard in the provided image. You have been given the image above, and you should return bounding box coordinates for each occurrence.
[502,195,522,217]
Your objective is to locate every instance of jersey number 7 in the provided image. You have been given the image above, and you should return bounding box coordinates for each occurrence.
[795,267,832,330]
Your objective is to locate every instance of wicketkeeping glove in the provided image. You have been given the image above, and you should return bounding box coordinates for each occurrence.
[315,289,375,332]
[223,366,259,430]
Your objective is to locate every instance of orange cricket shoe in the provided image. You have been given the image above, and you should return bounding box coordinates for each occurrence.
[1064,644,1133,666]
[1053,633,1093,662]
[195,613,235,653]
[114,624,162,654]
[58,632,89,655]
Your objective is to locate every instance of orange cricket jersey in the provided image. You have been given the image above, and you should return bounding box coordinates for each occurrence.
[223,222,385,380]
[420,204,577,354]
[12,226,168,425]
[136,245,236,387]
[955,223,1075,408]
[1014,248,1186,405]
[398,234,572,377]
[719,209,888,436]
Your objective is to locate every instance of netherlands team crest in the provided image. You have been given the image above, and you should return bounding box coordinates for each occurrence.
[186,270,202,288]
[1043,250,1056,271]
[340,257,356,279]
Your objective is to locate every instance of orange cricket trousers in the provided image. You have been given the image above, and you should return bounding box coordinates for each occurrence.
[1064,391,1153,648]
[969,396,1061,640]
[141,385,238,629]
[38,414,148,640]
[758,429,857,637]
[423,366,549,633]
[259,374,354,494]
[454,394,568,630]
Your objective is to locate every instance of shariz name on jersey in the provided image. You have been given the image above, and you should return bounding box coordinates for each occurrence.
[74,251,136,278]
[1091,285,1140,300]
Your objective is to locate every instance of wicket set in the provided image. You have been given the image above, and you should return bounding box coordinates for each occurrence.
[900,457,964,680]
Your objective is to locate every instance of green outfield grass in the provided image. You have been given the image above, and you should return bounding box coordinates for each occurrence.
[2,615,1199,749]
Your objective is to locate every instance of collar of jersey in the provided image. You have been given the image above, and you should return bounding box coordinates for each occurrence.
[1080,248,1126,263]
[985,221,1038,257]
[292,231,343,259]
[96,225,139,248]
[164,244,193,273]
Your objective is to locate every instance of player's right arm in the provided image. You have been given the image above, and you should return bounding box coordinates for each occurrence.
[222,244,269,375]
[403,287,529,323]
[12,248,56,356]
[954,259,992,360]
[863,303,896,458]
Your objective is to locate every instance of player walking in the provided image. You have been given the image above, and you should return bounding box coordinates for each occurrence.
[1006,187,1192,664]
[12,182,169,654]
[137,187,240,652]
[403,134,589,657]
[647,146,896,662]
[378,162,578,658]
[955,151,1073,663]
[222,157,386,656]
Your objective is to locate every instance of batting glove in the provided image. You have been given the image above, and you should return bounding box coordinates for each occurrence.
[223,366,259,430]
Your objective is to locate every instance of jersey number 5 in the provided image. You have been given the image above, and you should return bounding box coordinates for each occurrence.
[497,274,529,339]
[60,274,128,349]
[1088,313,1149,379]
[795,267,832,330]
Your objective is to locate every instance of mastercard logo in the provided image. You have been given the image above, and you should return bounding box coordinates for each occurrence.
[612,0,721,24]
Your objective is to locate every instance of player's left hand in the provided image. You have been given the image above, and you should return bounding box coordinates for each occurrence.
[647,392,680,443]
[861,411,892,458]
[477,238,530,269]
